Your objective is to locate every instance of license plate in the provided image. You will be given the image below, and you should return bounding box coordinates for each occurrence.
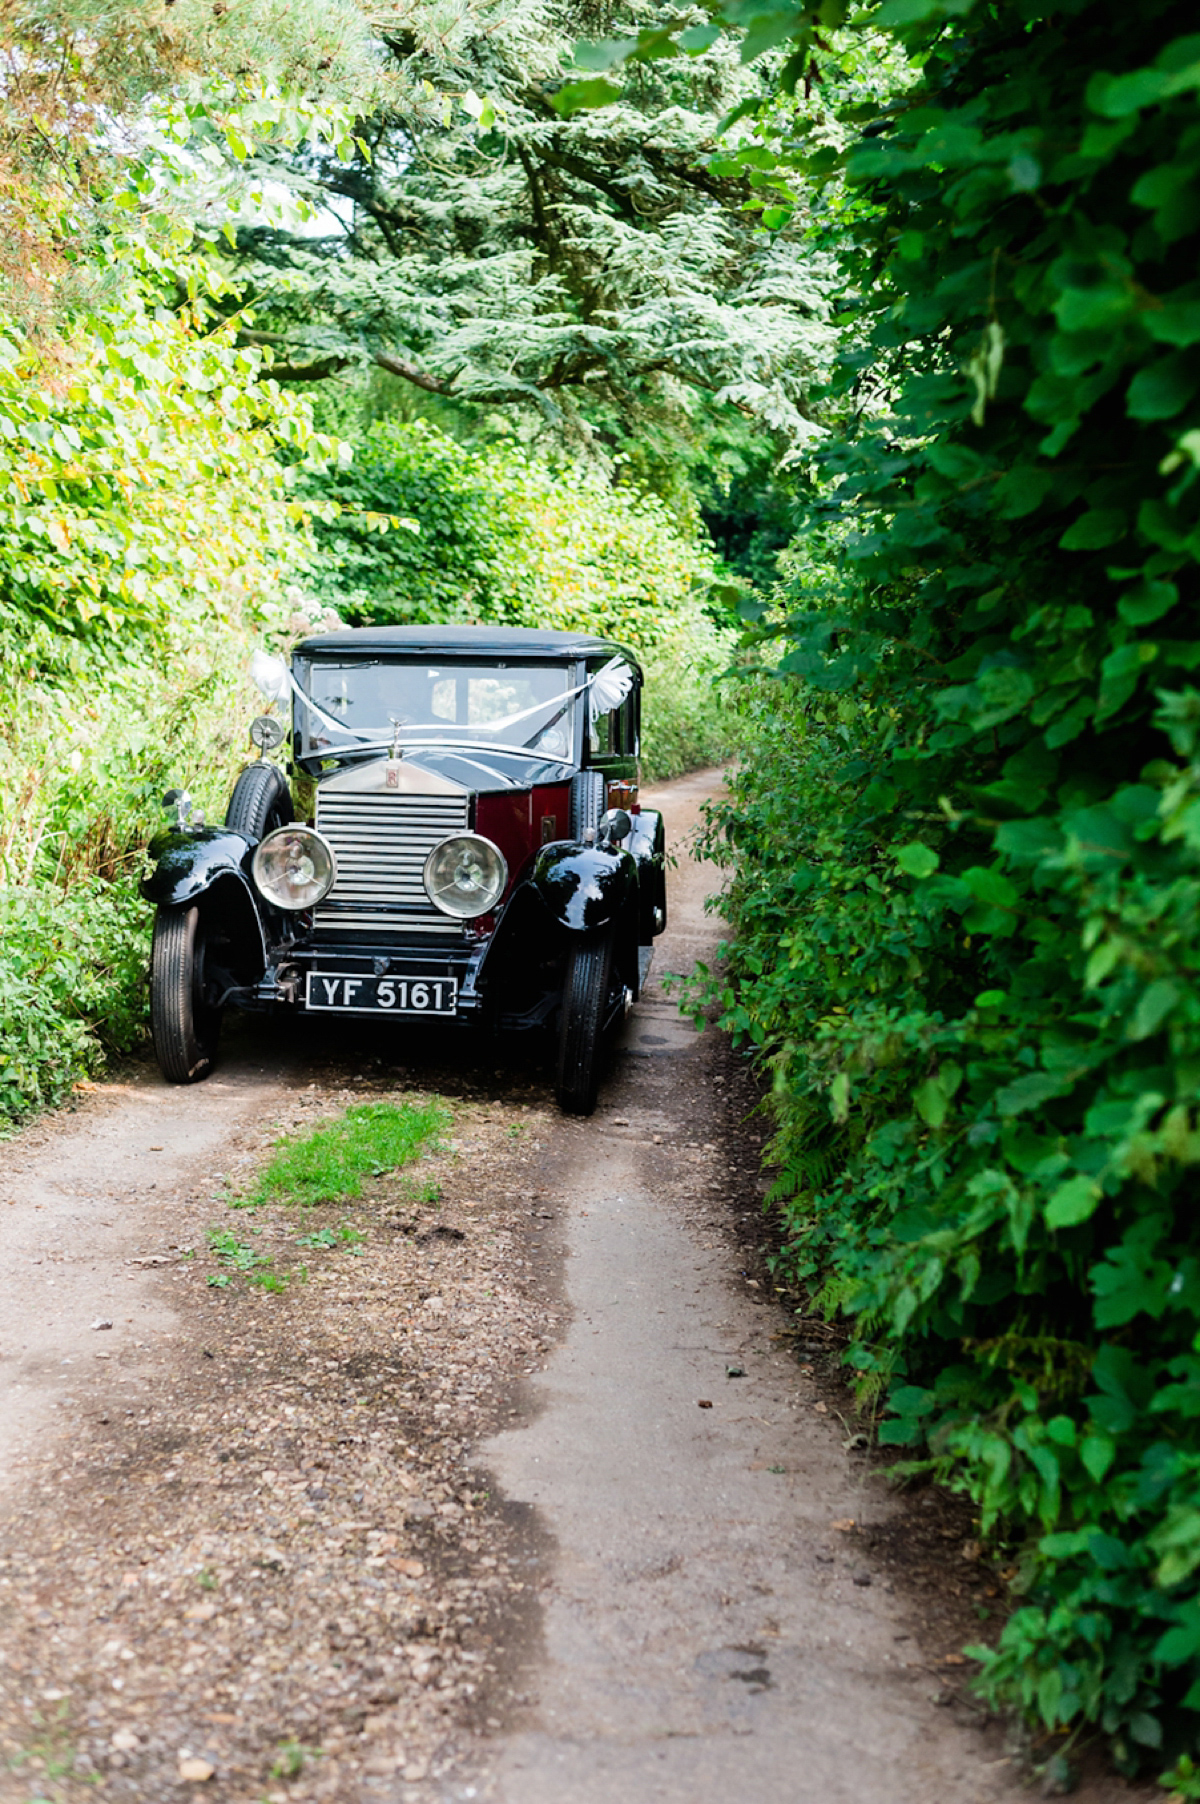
[306,972,458,1016]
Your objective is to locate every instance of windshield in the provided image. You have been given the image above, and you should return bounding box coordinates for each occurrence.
[293,658,579,762]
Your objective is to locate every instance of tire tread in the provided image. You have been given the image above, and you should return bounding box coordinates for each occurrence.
[150,906,219,1084]
[569,770,605,839]
[555,931,614,1115]
[225,762,293,838]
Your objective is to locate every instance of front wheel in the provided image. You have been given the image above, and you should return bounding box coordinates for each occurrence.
[225,761,293,838]
[150,905,221,1084]
[555,931,616,1116]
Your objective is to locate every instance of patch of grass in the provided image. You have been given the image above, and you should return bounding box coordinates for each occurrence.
[247,1099,449,1208]
[252,1270,293,1294]
[398,1174,442,1206]
[270,1738,322,1779]
[295,1223,366,1254]
[6,1700,87,1791]
[208,1227,270,1275]
[206,1227,297,1292]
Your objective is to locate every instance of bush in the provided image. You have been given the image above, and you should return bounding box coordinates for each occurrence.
[302,419,711,650]
[0,645,299,1122]
[639,621,743,784]
[697,0,1200,1779]
[0,279,323,1123]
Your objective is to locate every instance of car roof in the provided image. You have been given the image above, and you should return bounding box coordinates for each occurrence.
[293,624,640,667]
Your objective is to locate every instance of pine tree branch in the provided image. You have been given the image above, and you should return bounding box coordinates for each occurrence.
[536,148,645,224]
[373,352,457,396]
[261,354,352,382]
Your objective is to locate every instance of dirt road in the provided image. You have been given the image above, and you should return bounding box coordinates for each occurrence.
[0,771,1139,1804]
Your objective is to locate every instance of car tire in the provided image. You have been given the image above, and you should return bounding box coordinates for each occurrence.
[569,770,605,839]
[150,904,221,1084]
[225,761,293,838]
[555,930,615,1116]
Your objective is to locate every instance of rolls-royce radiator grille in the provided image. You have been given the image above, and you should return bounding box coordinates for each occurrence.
[313,793,469,934]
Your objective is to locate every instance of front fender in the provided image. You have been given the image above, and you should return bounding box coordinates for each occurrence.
[141,828,254,907]
[627,808,666,939]
[141,829,267,971]
[529,841,637,933]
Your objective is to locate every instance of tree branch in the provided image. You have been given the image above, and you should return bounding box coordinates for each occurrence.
[537,148,646,224]
[260,354,351,382]
[373,352,457,395]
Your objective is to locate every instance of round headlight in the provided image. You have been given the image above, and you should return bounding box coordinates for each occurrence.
[252,826,337,911]
[423,834,508,919]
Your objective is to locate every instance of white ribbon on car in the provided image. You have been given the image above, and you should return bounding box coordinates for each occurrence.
[587,655,635,720]
[250,650,634,747]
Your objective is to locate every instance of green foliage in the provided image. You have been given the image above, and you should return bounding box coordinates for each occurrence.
[688,0,1200,1777]
[248,1100,449,1208]
[0,880,143,1114]
[0,292,316,669]
[639,626,744,783]
[206,1226,284,1291]
[0,267,329,1122]
[270,1739,322,1781]
[303,415,740,780]
[304,419,710,649]
[211,0,837,457]
[0,7,387,348]
[294,1223,366,1253]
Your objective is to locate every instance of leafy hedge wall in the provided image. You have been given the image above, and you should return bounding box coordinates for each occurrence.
[304,416,741,780]
[0,283,324,1118]
[304,419,710,649]
[698,0,1200,1783]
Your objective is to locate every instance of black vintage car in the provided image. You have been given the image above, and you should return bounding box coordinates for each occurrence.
[141,625,667,1114]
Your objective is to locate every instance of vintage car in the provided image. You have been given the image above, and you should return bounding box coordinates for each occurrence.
[141,625,667,1114]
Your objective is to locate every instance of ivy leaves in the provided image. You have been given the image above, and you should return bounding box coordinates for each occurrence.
[690,0,1200,1776]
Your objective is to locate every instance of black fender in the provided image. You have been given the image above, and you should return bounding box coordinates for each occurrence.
[626,809,666,940]
[141,829,268,972]
[473,843,638,1016]
[528,841,638,933]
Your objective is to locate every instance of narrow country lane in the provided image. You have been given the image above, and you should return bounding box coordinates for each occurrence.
[0,772,1142,1804]
[469,769,1028,1804]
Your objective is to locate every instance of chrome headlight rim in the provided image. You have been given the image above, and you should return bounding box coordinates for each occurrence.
[422,833,508,920]
[251,825,337,912]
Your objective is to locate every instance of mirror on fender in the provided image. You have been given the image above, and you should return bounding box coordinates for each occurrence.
[597,807,632,846]
[162,787,193,829]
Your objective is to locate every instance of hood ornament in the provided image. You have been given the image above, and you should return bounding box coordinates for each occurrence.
[386,714,405,790]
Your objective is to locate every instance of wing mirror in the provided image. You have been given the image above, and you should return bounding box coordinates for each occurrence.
[162,788,203,830]
[597,807,632,846]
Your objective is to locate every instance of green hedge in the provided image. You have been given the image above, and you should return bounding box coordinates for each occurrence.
[304,416,739,784]
[698,0,1200,1785]
[303,419,709,650]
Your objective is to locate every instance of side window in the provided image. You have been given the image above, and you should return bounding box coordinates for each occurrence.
[587,664,638,758]
[592,704,615,756]
[624,687,640,757]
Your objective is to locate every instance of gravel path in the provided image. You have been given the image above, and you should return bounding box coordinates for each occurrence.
[0,771,1145,1804]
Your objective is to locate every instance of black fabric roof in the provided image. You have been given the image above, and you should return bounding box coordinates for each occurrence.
[293,624,637,665]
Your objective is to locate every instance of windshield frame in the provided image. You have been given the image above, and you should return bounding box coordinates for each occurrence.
[291,653,586,773]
